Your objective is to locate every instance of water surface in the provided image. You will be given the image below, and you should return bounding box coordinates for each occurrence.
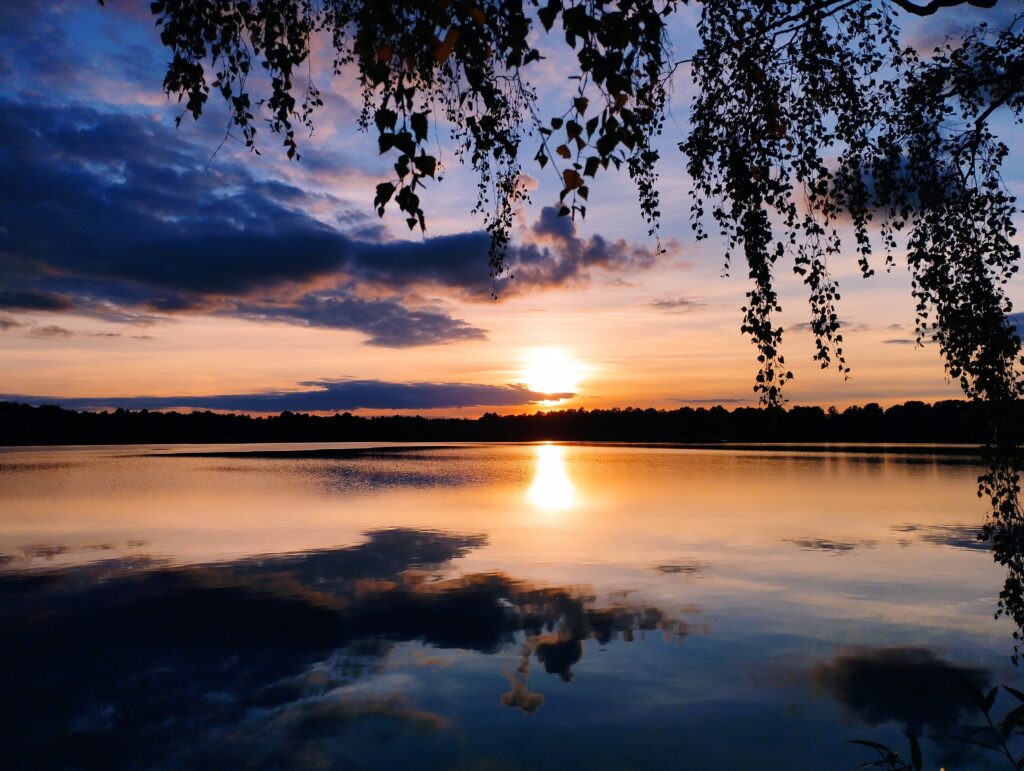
[0,443,1015,768]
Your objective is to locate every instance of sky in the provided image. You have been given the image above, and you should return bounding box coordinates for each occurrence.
[0,1,1021,416]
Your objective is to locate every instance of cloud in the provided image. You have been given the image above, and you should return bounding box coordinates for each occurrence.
[234,295,486,347]
[0,319,154,341]
[1,378,574,412]
[0,315,25,331]
[0,99,483,347]
[26,324,74,338]
[789,319,871,334]
[648,296,705,313]
[0,290,75,312]
[492,206,670,297]
[884,338,917,345]
[0,99,666,346]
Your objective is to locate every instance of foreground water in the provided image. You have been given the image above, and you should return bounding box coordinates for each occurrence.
[0,442,1017,769]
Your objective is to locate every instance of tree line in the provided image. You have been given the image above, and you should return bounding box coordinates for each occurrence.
[1,399,1013,447]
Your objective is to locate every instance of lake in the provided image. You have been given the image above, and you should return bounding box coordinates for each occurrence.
[0,442,1017,769]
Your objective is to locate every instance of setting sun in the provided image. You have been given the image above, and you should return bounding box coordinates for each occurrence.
[521,347,587,397]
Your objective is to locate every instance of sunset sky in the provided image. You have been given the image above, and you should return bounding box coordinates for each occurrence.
[1,1,1021,415]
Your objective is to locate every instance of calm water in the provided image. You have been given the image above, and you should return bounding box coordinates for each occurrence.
[0,442,1017,769]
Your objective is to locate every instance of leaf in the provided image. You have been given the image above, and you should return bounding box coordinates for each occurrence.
[562,168,583,190]
[1001,705,1024,739]
[432,27,460,63]
[538,0,560,31]
[1004,686,1024,704]
[373,182,395,215]
[584,156,600,177]
[410,112,429,142]
[374,108,398,133]
[413,154,437,178]
[985,686,999,714]
[959,674,990,713]
[555,144,572,159]
[907,733,922,771]
[573,96,589,114]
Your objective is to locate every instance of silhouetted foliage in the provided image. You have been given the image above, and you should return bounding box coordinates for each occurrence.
[852,678,1024,770]
[0,398,1013,446]
[109,0,1023,409]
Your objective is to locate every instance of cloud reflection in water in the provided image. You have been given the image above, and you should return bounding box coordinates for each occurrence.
[0,527,687,768]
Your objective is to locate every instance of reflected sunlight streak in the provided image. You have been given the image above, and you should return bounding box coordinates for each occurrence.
[527,443,577,511]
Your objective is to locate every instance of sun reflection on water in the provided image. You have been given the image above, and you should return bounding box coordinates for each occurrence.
[527,443,577,511]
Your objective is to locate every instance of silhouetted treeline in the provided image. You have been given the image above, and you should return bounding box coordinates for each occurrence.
[1,399,1016,446]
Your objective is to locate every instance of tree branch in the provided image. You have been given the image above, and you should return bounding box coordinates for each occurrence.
[888,0,997,17]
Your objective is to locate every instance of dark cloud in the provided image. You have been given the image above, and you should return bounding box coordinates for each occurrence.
[0,99,665,347]
[494,206,667,297]
[790,319,871,334]
[0,319,152,341]
[26,324,74,338]
[234,294,485,347]
[1,378,573,412]
[655,561,705,575]
[0,289,75,312]
[884,338,917,345]
[0,315,25,331]
[648,296,705,313]
[0,99,482,346]
[814,647,990,735]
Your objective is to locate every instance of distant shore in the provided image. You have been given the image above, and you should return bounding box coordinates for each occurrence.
[2,399,1015,448]
[136,442,982,460]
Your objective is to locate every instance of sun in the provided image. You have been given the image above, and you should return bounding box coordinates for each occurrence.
[521,347,586,397]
